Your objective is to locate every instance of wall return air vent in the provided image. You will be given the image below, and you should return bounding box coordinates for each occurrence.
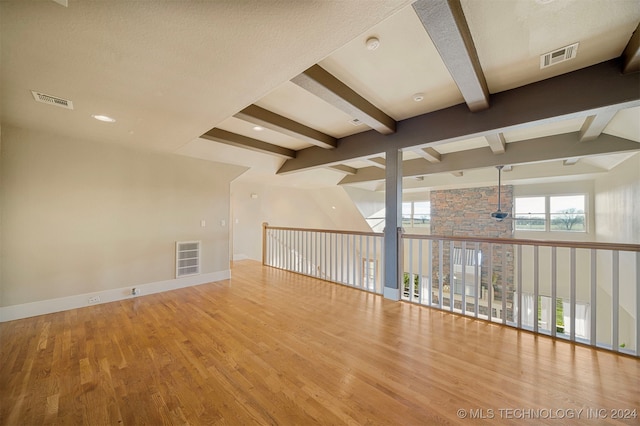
[31,91,74,109]
[540,43,579,69]
[176,241,201,278]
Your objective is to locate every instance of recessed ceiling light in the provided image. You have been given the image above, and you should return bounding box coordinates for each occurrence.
[365,37,380,51]
[252,126,264,131]
[413,93,425,102]
[92,114,116,123]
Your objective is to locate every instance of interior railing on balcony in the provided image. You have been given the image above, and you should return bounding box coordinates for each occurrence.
[262,223,640,357]
[263,224,384,294]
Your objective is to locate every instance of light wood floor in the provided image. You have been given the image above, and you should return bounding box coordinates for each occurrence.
[1,260,638,425]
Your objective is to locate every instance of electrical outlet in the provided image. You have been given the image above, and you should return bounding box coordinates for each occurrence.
[88,296,101,304]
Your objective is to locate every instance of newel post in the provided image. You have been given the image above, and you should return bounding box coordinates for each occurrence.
[262,222,269,266]
[397,226,405,295]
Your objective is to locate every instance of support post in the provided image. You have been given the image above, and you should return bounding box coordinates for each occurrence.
[262,222,269,266]
[383,148,403,301]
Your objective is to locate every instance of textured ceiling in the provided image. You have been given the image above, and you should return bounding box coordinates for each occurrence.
[2,0,639,191]
[0,0,412,151]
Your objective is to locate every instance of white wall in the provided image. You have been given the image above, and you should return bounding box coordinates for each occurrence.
[1,126,246,311]
[231,182,371,261]
[594,153,640,349]
[594,153,640,244]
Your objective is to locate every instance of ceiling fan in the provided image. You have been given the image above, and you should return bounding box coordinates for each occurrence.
[491,165,509,222]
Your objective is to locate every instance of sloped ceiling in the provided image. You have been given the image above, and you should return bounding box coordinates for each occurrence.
[2,0,639,191]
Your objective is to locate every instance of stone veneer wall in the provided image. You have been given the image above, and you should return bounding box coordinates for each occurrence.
[431,185,514,238]
[430,185,515,318]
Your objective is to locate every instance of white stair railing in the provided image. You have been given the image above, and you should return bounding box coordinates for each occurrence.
[262,224,640,357]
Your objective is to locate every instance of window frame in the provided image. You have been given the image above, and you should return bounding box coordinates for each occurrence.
[402,201,431,228]
[514,193,588,233]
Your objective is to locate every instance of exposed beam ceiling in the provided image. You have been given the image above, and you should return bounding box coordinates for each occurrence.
[365,157,386,169]
[578,111,617,142]
[234,104,336,149]
[290,65,397,134]
[622,22,640,74]
[339,133,640,184]
[412,0,489,112]
[277,60,640,175]
[485,133,506,154]
[201,128,295,159]
[563,158,580,166]
[329,165,358,175]
[413,147,442,163]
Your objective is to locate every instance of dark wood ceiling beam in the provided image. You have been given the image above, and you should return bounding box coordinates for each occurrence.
[485,133,506,154]
[338,133,640,184]
[329,165,357,175]
[234,104,336,149]
[412,0,490,112]
[365,157,386,169]
[201,128,295,159]
[622,22,640,74]
[578,111,617,142]
[291,65,396,134]
[414,147,441,163]
[277,59,640,175]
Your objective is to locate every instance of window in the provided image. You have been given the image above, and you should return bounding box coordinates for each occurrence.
[367,201,431,232]
[402,202,412,227]
[515,197,545,231]
[515,195,586,232]
[550,195,586,231]
[362,259,377,290]
[412,202,431,227]
[402,201,431,228]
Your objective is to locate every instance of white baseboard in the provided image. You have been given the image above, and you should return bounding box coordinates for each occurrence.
[0,270,231,323]
[233,253,249,261]
[383,286,401,301]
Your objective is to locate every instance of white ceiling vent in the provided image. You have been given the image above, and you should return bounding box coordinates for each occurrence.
[31,91,74,110]
[540,43,579,69]
[349,118,364,126]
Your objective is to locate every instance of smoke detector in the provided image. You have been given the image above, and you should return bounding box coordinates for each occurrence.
[540,43,579,69]
[31,91,74,110]
[365,37,380,51]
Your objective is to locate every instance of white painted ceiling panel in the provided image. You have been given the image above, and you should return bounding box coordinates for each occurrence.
[502,117,584,142]
[255,82,370,138]
[216,117,311,151]
[604,106,640,141]
[435,136,488,154]
[462,0,640,93]
[319,5,464,121]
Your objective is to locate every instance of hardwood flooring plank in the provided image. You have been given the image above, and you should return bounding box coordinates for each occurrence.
[1,260,638,425]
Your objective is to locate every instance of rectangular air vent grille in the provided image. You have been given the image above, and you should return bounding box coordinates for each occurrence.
[349,118,364,126]
[31,91,74,109]
[176,241,201,278]
[540,43,579,69]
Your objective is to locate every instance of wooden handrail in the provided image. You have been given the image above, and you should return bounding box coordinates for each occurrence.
[262,222,268,265]
[403,233,640,252]
[264,225,382,238]
[263,224,640,252]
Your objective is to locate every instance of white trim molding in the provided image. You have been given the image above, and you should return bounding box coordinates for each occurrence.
[383,286,401,301]
[0,270,230,322]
